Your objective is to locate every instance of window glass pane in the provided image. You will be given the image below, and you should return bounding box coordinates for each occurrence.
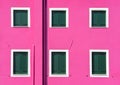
[13,52,28,74]
[52,11,66,27]
[92,52,106,74]
[92,11,106,27]
[14,10,28,26]
[51,52,66,74]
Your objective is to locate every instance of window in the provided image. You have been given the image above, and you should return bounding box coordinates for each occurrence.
[89,8,109,28]
[49,50,69,77]
[90,50,109,77]
[11,49,30,77]
[11,7,30,27]
[50,8,68,28]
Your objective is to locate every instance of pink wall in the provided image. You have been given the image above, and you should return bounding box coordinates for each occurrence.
[0,0,42,85]
[48,0,120,85]
[1,0,120,85]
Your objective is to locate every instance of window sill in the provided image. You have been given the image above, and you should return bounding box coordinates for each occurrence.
[11,74,30,77]
[50,27,68,29]
[12,26,30,28]
[90,26,108,28]
[49,74,69,77]
[90,74,109,77]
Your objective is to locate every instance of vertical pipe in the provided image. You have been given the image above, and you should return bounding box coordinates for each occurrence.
[33,44,35,85]
[42,0,47,85]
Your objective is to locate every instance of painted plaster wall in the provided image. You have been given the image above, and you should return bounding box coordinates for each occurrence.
[0,0,42,85]
[48,0,120,85]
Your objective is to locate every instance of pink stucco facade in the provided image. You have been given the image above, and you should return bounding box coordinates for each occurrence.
[48,0,120,85]
[0,0,42,85]
[1,0,120,85]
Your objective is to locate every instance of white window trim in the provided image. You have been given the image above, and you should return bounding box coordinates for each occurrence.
[11,49,30,77]
[89,8,109,28]
[90,49,109,77]
[11,7,30,27]
[49,8,69,28]
[49,50,69,77]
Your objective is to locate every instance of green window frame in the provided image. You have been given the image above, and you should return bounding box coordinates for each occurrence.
[50,8,68,28]
[11,50,30,77]
[11,7,30,27]
[90,50,109,77]
[89,8,108,28]
[49,50,69,77]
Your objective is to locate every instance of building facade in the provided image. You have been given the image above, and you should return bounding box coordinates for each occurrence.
[1,0,120,85]
[0,0,42,85]
[48,0,120,85]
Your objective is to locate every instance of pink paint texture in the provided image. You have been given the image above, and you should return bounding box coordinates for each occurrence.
[48,0,120,85]
[1,0,120,85]
[0,0,42,85]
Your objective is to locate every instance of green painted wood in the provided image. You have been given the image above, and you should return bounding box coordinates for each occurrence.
[92,11,106,27]
[14,10,28,26]
[52,11,66,27]
[92,52,106,74]
[51,52,66,74]
[13,52,28,74]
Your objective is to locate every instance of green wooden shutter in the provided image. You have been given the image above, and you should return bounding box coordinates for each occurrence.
[51,52,66,74]
[52,11,66,27]
[13,52,28,74]
[92,52,106,74]
[92,11,106,27]
[14,10,28,26]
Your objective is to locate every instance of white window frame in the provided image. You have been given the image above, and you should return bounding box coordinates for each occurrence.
[49,50,69,77]
[89,8,109,28]
[49,8,69,28]
[11,7,30,27]
[11,49,30,77]
[90,49,109,77]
